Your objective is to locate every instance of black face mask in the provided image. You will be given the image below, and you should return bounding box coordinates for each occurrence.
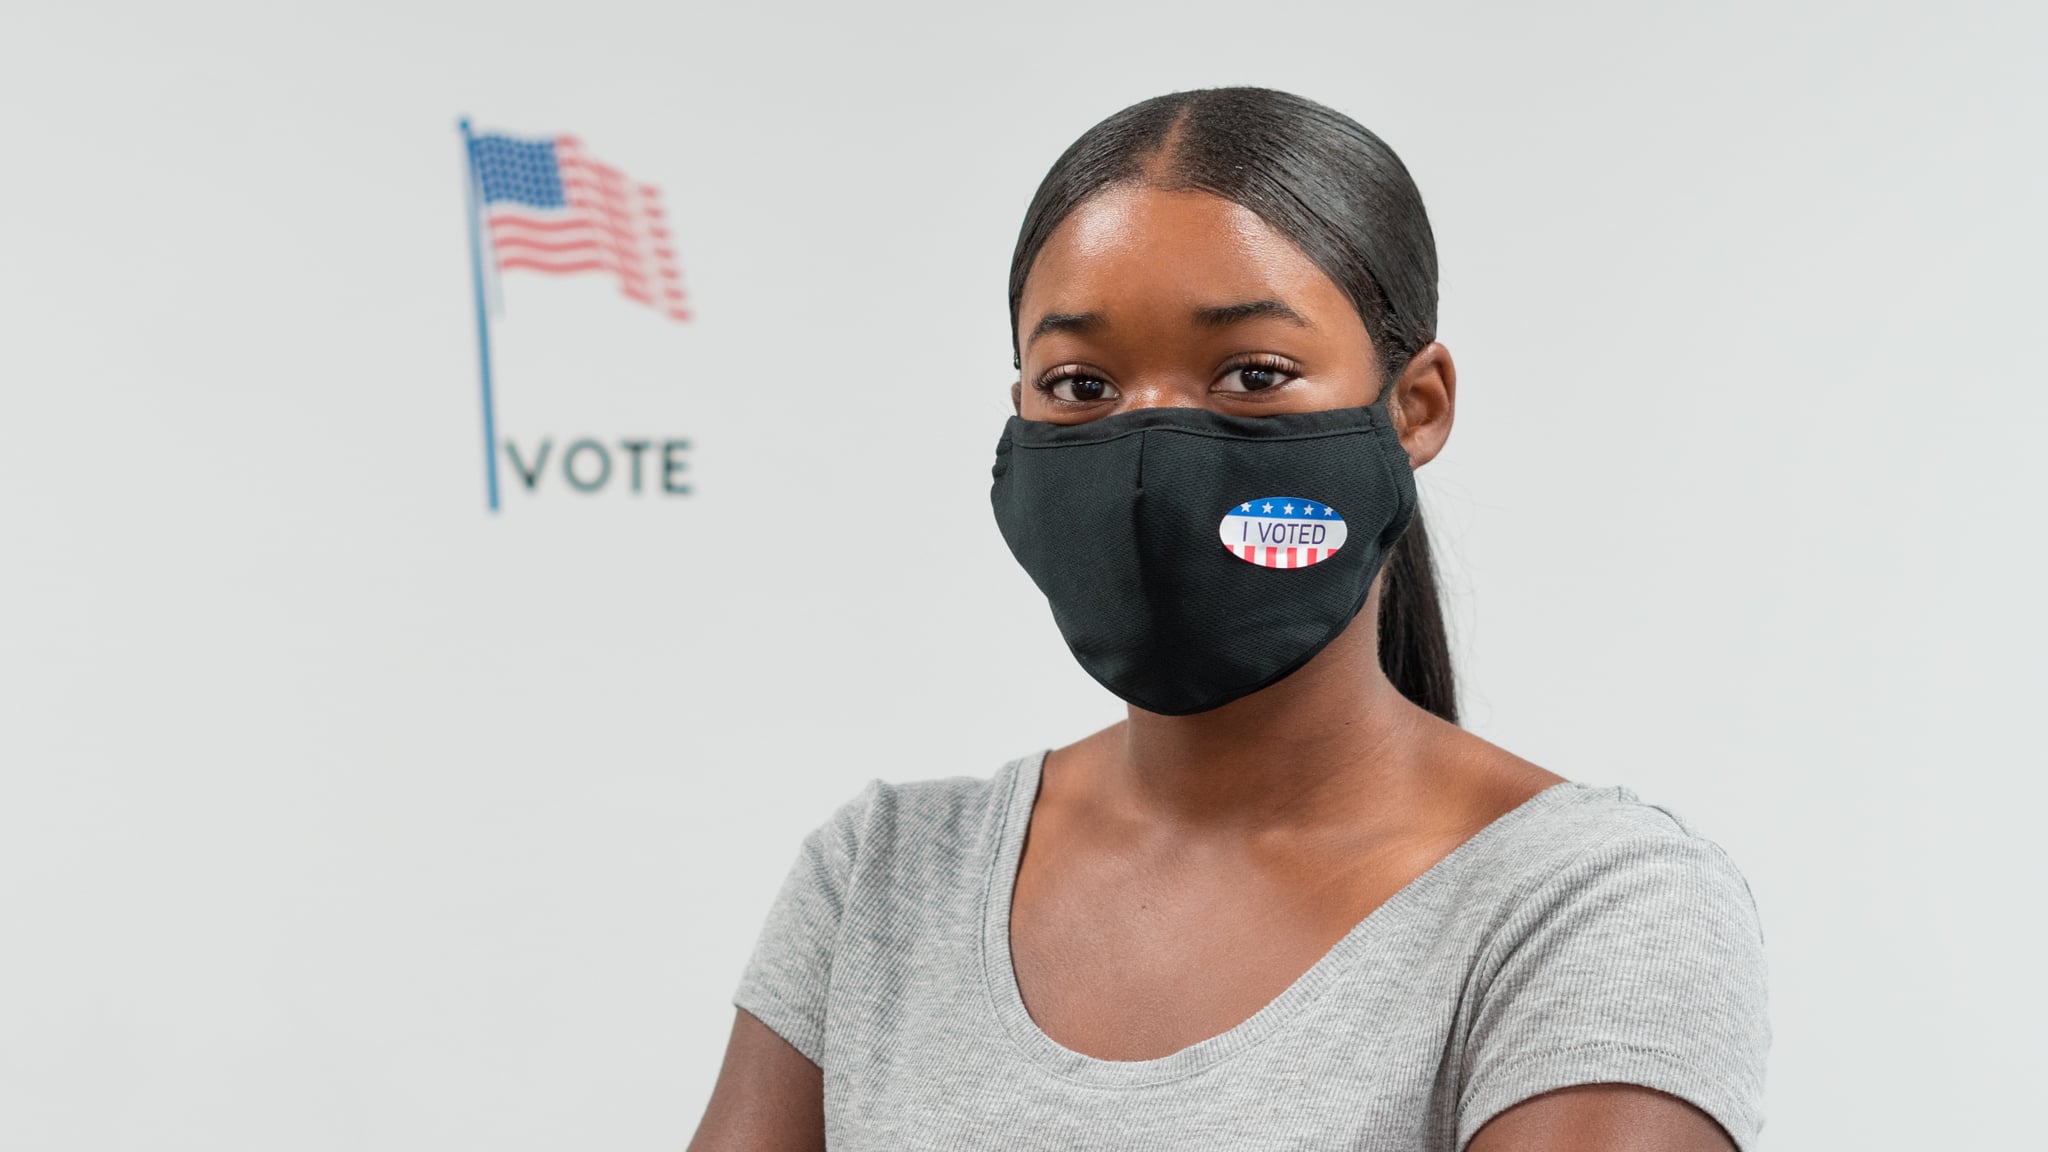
[990,398,1417,716]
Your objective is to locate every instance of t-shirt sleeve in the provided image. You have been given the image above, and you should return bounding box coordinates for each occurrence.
[731,778,883,1067]
[1457,821,1772,1151]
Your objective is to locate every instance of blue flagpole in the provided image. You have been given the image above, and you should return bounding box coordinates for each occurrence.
[459,118,501,514]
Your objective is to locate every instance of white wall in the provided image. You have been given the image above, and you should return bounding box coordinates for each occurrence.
[2,1,2041,1147]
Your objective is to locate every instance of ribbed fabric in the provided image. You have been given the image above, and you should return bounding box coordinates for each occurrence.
[733,751,1771,1150]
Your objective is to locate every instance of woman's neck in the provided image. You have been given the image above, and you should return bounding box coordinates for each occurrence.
[1108,589,1431,833]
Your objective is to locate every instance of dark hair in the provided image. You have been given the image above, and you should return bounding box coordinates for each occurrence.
[1007,86,1459,724]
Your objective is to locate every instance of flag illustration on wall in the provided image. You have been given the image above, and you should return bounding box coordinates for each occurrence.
[464,126,692,321]
[457,119,691,514]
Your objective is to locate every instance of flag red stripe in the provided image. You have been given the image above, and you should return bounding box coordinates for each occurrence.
[487,213,592,234]
[495,243,609,263]
[498,256,610,275]
[490,233,606,255]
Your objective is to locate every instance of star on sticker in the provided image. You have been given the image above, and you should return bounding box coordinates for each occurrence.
[1284,504,1295,514]
[1323,506,1336,516]
[1240,503,1252,512]
[1262,503,1273,513]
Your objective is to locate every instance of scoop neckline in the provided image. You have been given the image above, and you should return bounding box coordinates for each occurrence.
[977,747,1589,1088]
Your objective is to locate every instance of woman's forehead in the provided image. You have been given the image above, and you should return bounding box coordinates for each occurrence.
[1020,185,1348,320]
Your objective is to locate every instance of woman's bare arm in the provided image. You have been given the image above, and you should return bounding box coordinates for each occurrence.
[1467,1083,1737,1152]
[685,1009,825,1152]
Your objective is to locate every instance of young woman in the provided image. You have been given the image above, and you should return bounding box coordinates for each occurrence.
[689,87,1770,1152]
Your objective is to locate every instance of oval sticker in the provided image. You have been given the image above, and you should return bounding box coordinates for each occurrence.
[1219,497,1348,569]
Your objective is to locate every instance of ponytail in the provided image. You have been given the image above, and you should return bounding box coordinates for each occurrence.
[1378,503,1458,724]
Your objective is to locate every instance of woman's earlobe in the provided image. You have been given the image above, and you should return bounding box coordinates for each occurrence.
[1011,379,1024,414]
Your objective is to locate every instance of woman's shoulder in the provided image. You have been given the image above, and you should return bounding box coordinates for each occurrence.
[1456,777,1764,942]
[1414,773,1769,992]
[795,751,1038,883]
[1449,778,1772,1149]
[1506,779,1758,898]
[1448,777,1771,1068]
[1431,721,1756,910]
[732,754,1040,1064]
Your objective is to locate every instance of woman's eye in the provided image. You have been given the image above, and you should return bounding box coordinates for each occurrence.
[1217,364,1296,393]
[1048,375,1118,403]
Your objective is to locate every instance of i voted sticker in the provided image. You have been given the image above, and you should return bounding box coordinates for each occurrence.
[1220,498,1347,569]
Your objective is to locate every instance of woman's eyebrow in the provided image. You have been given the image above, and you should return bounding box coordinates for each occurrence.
[1193,299,1313,328]
[1028,300,1311,347]
[1027,311,1103,346]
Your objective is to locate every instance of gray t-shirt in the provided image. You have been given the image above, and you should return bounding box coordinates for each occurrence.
[733,750,1771,1150]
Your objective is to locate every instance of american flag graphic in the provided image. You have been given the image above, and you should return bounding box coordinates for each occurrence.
[466,130,691,322]
[1218,497,1350,569]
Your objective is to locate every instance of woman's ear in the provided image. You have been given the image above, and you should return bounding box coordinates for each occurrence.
[1010,378,1024,414]
[1390,342,1456,470]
